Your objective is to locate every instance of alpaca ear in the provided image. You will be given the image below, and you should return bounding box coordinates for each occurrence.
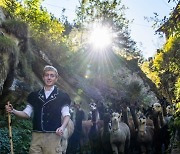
[72,101,76,106]
[118,113,122,118]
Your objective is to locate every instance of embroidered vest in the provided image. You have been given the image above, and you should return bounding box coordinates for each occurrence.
[27,87,71,132]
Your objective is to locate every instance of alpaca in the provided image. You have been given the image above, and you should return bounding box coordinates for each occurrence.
[137,115,154,154]
[75,102,103,153]
[110,112,130,154]
[88,102,103,154]
[67,104,85,154]
[60,118,74,154]
[152,102,171,154]
[100,112,113,154]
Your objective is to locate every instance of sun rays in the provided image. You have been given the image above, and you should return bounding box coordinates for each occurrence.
[74,22,120,79]
[88,23,113,50]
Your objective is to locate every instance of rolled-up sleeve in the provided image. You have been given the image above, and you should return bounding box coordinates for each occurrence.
[23,104,33,117]
[61,105,70,117]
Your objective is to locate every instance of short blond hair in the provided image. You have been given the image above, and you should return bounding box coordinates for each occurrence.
[43,65,58,77]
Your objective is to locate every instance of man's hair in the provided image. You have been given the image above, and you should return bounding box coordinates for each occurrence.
[43,65,58,77]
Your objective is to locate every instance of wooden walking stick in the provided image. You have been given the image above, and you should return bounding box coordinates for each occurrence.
[7,101,14,154]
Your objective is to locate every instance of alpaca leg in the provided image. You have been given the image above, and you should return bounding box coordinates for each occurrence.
[147,144,153,154]
[61,139,68,154]
[140,145,146,154]
[118,144,125,154]
[124,139,130,154]
[111,144,118,154]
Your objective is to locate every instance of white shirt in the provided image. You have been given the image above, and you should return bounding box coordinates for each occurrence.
[23,86,70,118]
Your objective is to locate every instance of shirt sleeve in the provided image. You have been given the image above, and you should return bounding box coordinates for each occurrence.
[23,104,33,117]
[61,105,70,117]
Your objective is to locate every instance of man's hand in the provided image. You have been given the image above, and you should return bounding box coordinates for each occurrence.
[5,103,14,113]
[56,126,65,136]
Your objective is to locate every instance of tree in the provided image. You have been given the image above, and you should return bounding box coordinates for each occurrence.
[141,1,180,103]
[2,0,65,44]
[74,0,137,55]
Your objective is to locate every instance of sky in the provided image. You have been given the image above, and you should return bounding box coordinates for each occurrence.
[41,0,177,59]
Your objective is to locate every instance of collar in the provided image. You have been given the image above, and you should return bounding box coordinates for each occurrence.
[44,86,55,93]
[38,86,58,103]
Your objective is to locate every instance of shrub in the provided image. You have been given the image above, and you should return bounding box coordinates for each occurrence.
[0,115,32,154]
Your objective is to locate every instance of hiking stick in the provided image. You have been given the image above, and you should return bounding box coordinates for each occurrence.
[7,101,14,154]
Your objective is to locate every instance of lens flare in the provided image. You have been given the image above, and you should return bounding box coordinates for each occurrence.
[89,24,112,50]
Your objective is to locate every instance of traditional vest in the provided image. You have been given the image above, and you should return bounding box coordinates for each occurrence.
[27,86,71,132]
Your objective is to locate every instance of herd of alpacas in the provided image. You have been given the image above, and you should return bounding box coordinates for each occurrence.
[64,100,174,154]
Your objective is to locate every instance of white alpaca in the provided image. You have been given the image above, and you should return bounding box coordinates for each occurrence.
[60,118,74,154]
[59,128,68,154]
[110,112,130,154]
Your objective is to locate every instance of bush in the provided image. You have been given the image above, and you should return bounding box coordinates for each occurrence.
[0,115,32,154]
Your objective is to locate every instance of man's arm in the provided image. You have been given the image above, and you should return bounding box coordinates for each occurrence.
[56,115,70,136]
[5,103,31,119]
[61,115,70,129]
[56,105,70,136]
[12,109,30,119]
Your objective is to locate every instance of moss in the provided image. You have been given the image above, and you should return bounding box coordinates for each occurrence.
[0,35,16,53]
[2,19,28,39]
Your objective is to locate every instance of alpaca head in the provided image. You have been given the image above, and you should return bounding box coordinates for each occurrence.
[138,115,146,125]
[69,106,75,114]
[111,112,121,125]
[89,102,97,111]
[166,105,173,115]
[153,103,162,113]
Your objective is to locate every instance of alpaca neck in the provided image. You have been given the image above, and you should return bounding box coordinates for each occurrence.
[104,121,110,131]
[92,109,99,123]
[112,121,120,131]
[139,123,146,132]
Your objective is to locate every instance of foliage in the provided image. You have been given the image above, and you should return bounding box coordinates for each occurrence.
[124,80,142,104]
[141,2,180,105]
[0,114,32,154]
[153,35,180,102]
[65,0,142,91]
[2,19,28,39]
[0,35,17,53]
[145,0,179,36]
[140,61,160,87]
[0,0,6,7]
[174,108,180,129]
[73,0,137,54]
[175,77,180,100]
[1,0,65,44]
[0,0,73,67]
[169,102,180,133]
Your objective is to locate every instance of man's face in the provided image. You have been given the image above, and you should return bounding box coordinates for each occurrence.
[43,70,58,87]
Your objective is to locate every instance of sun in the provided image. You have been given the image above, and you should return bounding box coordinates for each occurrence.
[89,24,112,50]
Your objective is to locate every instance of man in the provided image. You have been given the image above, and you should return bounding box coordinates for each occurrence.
[5,65,71,154]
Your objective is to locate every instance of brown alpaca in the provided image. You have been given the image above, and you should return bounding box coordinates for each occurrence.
[137,115,154,154]
[81,102,103,152]
[152,103,172,154]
